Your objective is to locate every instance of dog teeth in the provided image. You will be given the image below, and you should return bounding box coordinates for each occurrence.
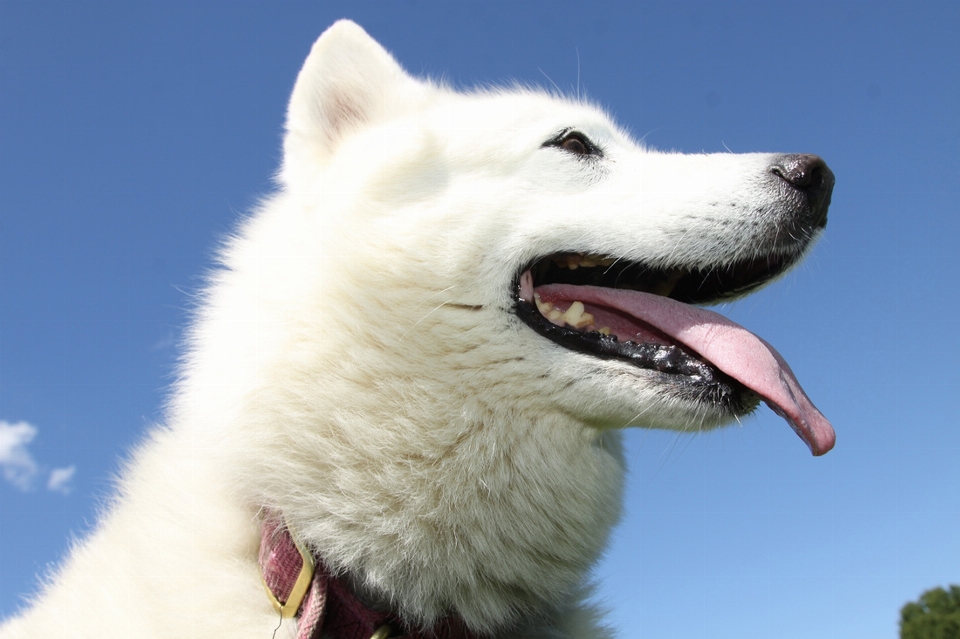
[552,254,615,270]
[553,255,581,270]
[534,292,553,313]
[553,253,616,271]
[535,295,569,327]
[579,255,614,268]
[534,293,598,330]
[562,301,595,328]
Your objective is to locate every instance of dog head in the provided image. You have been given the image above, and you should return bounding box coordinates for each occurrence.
[276,20,835,456]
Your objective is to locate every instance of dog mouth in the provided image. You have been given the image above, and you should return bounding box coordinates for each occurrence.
[514,252,836,455]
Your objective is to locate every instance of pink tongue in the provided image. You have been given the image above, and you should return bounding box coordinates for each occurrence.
[537,284,835,456]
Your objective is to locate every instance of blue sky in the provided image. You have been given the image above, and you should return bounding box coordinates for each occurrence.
[1,2,958,637]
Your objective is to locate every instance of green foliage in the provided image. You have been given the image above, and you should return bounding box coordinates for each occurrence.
[900,585,960,639]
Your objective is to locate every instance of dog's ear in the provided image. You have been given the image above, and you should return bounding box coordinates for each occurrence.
[281,20,426,184]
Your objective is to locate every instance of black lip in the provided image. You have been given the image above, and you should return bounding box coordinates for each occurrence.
[512,294,758,413]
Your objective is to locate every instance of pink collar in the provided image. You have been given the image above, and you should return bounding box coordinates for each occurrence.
[259,512,482,639]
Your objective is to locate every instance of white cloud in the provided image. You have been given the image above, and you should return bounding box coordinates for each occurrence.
[0,420,40,490]
[47,466,77,495]
[0,420,77,495]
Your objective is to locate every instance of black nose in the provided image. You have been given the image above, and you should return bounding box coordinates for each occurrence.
[771,154,835,228]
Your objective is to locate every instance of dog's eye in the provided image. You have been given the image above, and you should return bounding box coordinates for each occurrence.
[544,130,601,158]
[560,135,589,155]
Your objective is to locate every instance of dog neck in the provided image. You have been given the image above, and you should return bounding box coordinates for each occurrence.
[258,512,481,639]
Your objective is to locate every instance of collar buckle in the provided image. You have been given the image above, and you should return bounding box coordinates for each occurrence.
[260,516,316,618]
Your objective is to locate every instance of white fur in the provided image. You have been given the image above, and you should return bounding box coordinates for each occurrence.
[1,21,823,638]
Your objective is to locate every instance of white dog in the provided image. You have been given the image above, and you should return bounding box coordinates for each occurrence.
[2,20,835,639]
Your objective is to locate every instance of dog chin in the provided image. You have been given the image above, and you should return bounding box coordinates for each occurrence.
[554,362,759,433]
